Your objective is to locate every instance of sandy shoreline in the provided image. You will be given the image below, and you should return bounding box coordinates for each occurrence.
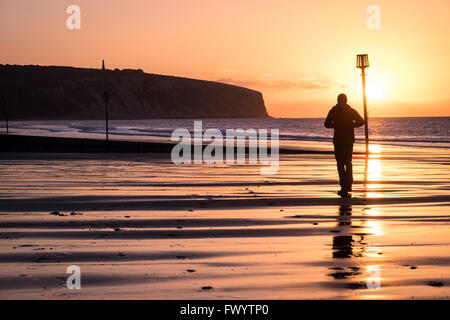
[2,193,450,212]
[0,143,449,299]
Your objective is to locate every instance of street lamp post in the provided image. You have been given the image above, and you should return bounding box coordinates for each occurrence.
[357,54,370,155]
[103,90,110,141]
[3,101,8,134]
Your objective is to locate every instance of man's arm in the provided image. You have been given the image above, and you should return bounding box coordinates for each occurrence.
[352,109,365,128]
[324,109,334,128]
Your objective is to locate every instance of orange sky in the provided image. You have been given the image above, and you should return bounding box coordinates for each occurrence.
[0,0,449,117]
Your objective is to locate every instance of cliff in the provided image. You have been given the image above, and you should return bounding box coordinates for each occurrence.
[0,65,269,120]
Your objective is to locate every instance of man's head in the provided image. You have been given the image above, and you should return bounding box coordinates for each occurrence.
[337,93,347,105]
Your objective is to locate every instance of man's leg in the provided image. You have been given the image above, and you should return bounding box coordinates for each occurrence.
[343,143,354,191]
[334,143,346,190]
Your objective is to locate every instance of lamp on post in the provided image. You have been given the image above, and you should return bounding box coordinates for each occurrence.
[356,54,370,155]
[103,90,110,142]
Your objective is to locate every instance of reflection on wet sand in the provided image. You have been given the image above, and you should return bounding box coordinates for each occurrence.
[361,150,384,291]
[329,204,362,280]
[0,143,449,299]
[328,146,385,288]
[328,204,383,289]
[363,144,382,198]
[329,204,363,281]
[332,205,354,259]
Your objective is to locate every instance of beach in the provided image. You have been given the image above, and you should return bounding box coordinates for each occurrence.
[0,136,449,299]
[1,0,449,306]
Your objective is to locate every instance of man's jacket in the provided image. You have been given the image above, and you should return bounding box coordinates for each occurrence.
[324,104,364,144]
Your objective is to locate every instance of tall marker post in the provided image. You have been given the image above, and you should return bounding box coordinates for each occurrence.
[102,59,109,142]
[103,90,110,142]
[3,101,8,134]
[356,54,370,155]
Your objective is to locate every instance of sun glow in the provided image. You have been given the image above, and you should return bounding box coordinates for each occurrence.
[366,82,385,100]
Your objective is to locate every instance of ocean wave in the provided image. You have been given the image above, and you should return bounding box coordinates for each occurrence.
[6,118,450,149]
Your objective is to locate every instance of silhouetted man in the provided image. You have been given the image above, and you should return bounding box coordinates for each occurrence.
[324,94,364,197]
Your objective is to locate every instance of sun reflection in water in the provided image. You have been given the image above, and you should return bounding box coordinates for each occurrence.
[364,207,381,216]
[366,220,383,236]
[369,144,381,156]
[364,144,382,198]
[362,207,383,238]
[367,159,381,181]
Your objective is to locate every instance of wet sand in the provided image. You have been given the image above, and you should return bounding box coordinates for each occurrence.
[0,144,449,299]
[0,134,333,154]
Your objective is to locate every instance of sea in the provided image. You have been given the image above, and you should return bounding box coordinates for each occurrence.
[2,117,449,150]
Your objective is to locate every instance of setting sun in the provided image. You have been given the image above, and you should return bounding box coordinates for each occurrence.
[366,83,385,100]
